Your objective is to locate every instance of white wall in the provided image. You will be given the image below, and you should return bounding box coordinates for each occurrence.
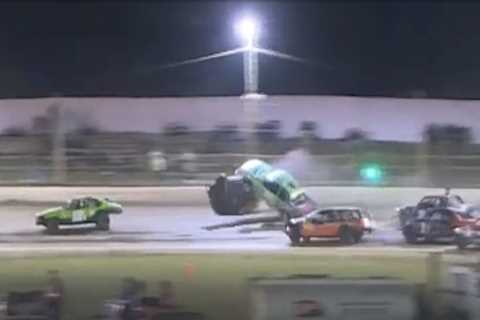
[1,95,479,142]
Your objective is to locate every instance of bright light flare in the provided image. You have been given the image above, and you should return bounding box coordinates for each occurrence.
[235,17,259,47]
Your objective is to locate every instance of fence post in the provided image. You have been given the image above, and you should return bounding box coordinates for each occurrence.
[241,94,266,157]
[425,252,442,318]
[416,141,429,186]
[51,101,66,184]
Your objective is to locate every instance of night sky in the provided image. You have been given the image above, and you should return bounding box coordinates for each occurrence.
[1,1,480,99]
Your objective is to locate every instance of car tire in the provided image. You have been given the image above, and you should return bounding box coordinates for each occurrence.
[354,230,364,243]
[46,220,59,235]
[96,214,110,231]
[455,234,469,250]
[402,226,417,244]
[287,224,301,246]
[339,227,355,245]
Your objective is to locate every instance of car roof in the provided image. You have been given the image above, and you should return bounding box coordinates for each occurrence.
[265,169,299,188]
[72,196,99,201]
[317,206,363,211]
[421,195,446,199]
[237,159,272,176]
[422,194,462,198]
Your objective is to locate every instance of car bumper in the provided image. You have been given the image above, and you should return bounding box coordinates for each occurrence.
[364,227,374,234]
[109,207,123,214]
[455,228,480,241]
[35,217,44,226]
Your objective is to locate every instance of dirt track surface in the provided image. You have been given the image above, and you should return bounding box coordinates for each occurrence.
[0,205,464,257]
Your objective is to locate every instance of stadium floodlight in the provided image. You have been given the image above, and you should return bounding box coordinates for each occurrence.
[235,17,259,48]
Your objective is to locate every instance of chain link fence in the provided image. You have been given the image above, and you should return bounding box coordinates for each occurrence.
[1,133,480,187]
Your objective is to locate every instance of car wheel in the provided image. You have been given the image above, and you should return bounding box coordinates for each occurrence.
[455,234,469,250]
[46,220,59,235]
[402,226,417,244]
[287,224,301,246]
[339,227,355,245]
[354,230,364,243]
[96,214,110,231]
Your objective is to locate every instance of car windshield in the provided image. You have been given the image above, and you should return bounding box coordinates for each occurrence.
[64,200,72,209]
[418,196,444,208]
[448,195,464,207]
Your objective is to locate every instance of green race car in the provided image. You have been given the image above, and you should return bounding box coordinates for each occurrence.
[208,159,317,219]
[35,196,123,234]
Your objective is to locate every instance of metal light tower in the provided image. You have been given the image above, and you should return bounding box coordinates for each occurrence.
[149,15,313,154]
[235,17,265,155]
[235,17,259,94]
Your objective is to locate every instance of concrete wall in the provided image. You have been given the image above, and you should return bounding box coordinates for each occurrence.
[1,95,480,142]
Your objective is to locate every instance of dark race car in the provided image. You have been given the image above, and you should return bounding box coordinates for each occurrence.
[397,193,477,244]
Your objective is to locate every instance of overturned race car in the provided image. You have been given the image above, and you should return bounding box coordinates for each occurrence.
[35,196,123,234]
[207,159,317,221]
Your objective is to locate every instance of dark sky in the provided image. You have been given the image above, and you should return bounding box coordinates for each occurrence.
[1,1,480,99]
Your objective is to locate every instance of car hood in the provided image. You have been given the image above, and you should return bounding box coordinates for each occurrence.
[106,202,123,211]
[35,207,63,218]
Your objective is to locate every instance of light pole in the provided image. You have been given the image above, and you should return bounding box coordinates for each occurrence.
[235,17,266,155]
[235,17,259,95]
[149,15,312,155]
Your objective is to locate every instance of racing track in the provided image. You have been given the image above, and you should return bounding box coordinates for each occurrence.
[0,204,464,256]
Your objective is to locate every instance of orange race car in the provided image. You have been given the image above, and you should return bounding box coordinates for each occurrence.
[284,206,374,246]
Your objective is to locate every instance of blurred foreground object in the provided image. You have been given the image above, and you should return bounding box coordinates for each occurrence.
[249,274,418,320]
[436,256,480,320]
[102,278,204,320]
[0,270,65,320]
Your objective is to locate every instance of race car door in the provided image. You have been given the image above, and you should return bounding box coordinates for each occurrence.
[303,210,339,237]
[84,198,100,220]
[71,199,88,223]
[316,210,342,237]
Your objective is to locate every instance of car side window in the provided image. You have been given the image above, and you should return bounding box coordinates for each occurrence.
[340,210,353,221]
[457,196,465,204]
[438,197,448,207]
[308,212,323,224]
[323,211,336,223]
[70,200,81,210]
[352,210,361,220]
[448,196,463,208]
[264,181,279,196]
[277,187,290,203]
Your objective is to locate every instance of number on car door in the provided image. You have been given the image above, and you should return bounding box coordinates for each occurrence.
[72,200,87,222]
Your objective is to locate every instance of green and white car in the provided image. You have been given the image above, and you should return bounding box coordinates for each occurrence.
[208,159,317,218]
[35,196,123,234]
